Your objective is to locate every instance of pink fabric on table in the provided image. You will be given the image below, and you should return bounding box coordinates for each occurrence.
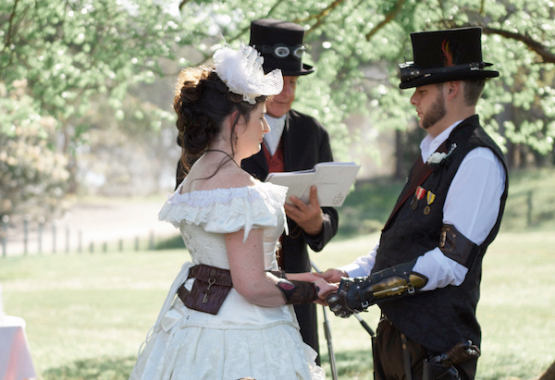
[0,315,37,380]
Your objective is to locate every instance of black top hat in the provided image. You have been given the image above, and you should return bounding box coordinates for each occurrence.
[398,27,499,89]
[249,19,315,76]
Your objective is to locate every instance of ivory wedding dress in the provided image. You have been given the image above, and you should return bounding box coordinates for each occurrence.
[129,179,325,380]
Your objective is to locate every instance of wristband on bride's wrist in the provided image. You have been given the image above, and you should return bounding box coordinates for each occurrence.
[275,279,319,304]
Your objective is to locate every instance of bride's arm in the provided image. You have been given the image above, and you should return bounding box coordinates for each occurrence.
[226,228,290,307]
[226,228,335,306]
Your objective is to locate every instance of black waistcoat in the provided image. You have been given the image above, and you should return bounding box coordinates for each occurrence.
[373,115,508,354]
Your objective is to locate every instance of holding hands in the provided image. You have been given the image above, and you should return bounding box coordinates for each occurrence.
[316,268,348,284]
[286,271,338,305]
[314,269,359,317]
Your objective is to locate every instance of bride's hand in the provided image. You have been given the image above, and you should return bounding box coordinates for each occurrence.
[313,278,338,305]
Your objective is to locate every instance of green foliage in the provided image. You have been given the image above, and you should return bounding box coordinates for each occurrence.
[0,0,185,218]
[169,0,555,163]
[0,81,69,221]
[3,0,555,219]
[1,0,175,125]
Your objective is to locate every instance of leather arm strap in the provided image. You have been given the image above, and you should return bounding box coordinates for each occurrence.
[276,279,319,305]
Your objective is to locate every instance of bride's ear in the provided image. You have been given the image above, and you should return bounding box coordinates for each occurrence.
[227,110,243,128]
[228,110,249,137]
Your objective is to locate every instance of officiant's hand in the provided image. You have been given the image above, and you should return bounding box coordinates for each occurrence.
[284,185,324,236]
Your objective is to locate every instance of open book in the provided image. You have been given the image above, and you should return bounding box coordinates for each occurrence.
[266,162,361,207]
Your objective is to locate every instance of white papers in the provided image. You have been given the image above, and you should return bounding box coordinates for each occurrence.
[266,162,361,207]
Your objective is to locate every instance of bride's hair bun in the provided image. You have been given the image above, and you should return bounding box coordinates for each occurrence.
[173,68,226,155]
[173,54,272,175]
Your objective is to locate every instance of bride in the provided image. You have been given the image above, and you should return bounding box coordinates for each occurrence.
[129,44,336,380]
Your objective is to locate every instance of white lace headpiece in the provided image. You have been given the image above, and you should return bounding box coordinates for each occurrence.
[213,44,283,104]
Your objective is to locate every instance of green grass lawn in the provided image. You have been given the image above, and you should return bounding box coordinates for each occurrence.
[1,230,554,379]
[2,168,555,379]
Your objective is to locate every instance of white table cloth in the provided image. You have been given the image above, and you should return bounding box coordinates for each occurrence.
[0,315,37,380]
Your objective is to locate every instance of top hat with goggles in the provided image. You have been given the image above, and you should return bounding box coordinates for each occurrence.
[250,19,315,76]
[398,27,499,89]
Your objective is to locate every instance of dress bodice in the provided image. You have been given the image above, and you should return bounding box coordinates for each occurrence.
[159,180,288,270]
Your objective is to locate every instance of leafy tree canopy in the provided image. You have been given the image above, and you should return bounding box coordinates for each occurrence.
[175,0,555,162]
[2,0,555,219]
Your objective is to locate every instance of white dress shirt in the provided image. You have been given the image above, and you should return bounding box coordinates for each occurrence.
[341,120,506,291]
[264,115,286,156]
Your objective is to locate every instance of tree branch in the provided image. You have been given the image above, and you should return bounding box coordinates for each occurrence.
[226,0,288,45]
[208,0,288,61]
[483,26,555,64]
[295,0,347,33]
[266,0,288,19]
[178,0,192,11]
[365,0,406,41]
[1,0,20,71]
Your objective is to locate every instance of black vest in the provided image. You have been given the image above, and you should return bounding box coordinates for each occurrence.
[374,115,508,354]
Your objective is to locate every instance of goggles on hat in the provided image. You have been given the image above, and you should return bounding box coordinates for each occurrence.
[260,44,305,60]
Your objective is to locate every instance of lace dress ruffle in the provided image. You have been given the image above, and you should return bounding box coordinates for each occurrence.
[159,181,288,242]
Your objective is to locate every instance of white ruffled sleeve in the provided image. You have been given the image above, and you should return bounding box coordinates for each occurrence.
[158,182,287,242]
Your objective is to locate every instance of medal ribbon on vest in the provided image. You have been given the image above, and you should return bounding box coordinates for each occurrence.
[424,191,436,215]
[410,186,427,210]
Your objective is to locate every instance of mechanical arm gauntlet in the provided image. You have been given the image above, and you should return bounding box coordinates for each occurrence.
[327,260,428,317]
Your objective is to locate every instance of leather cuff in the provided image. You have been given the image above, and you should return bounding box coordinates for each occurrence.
[276,279,318,305]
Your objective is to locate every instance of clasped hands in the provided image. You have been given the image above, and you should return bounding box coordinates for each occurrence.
[292,268,360,314]
[314,268,369,317]
[287,272,337,305]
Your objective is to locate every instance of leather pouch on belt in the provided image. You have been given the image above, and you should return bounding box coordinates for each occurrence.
[182,264,233,315]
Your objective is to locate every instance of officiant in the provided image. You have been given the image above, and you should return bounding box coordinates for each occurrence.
[240,18,339,364]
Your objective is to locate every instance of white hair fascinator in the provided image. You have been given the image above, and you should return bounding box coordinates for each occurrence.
[213,44,283,104]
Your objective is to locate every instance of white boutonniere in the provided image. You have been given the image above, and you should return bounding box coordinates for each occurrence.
[426,143,457,165]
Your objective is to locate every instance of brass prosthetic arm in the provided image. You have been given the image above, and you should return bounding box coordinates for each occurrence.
[327,260,428,318]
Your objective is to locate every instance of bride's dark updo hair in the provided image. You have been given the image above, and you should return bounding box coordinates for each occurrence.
[173,66,267,176]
